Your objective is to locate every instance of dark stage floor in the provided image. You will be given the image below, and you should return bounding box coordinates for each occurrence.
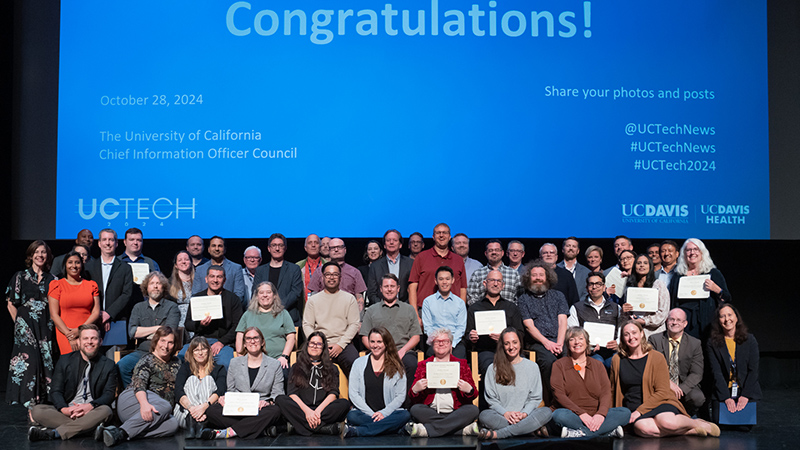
[4,388,796,450]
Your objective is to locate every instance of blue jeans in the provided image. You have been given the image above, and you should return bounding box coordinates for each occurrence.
[346,409,410,437]
[178,338,234,369]
[551,407,631,437]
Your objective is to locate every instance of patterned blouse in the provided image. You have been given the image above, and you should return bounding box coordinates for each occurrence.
[130,352,182,406]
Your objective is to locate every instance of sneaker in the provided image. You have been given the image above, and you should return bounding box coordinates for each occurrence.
[405,422,428,438]
[461,422,479,436]
[28,427,57,441]
[102,426,126,447]
[608,426,624,438]
[561,427,586,438]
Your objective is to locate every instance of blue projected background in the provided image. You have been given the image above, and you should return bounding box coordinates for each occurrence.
[56,0,768,239]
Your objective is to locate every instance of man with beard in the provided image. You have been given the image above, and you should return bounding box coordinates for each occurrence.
[604,235,634,276]
[117,272,180,387]
[186,235,209,267]
[193,236,247,302]
[517,260,568,405]
[657,240,679,286]
[539,243,579,307]
[29,324,117,441]
[557,237,591,301]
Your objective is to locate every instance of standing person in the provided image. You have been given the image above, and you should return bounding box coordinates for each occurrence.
[235,282,296,372]
[585,245,604,274]
[202,328,284,440]
[168,250,195,336]
[193,236,247,303]
[558,237,591,301]
[100,326,182,446]
[668,238,731,339]
[610,321,719,438]
[241,246,262,304]
[408,223,467,320]
[51,230,94,278]
[366,229,413,304]
[407,232,425,260]
[49,251,101,355]
[28,324,117,442]
[707,304,761,425]
[307,238,367,310]
[85,229,133,339]
[506,241,526,275]
[451,233,483,281]
[478,328,552,440]
[252,233,304,324]
[657,240,679,286]
[623,254,670,339]
[606,249,635,298]
[7,240,56,410]
[551,327,629,438]
[174,337,227,438]
[297,234,325,302]
[275,332,351,436]
[406,328,479,438]
[319,237,332,261]
[342,328,410,437]
[647,244,662,272]
[358,240,383,299]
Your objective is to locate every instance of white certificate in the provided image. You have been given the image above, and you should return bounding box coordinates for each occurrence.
[604,268,627,297]
[583,322,616,347]
[190,295,224,321]
[426,362,460,389]
[474,311,507,335]
[222,392,260,416]
[128,263,150,285]
[626,287,659,313]
[677,275,711,299]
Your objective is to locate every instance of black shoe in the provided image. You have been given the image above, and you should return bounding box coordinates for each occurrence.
[266,426,279,437]
[340,424,357,438]
[286,422,294,435]
[199,428,217,440]
[94,424,107,441]
[28,427,57,441]
[315,422,342,435]
[103,426,127,447]
[185,416,198,439]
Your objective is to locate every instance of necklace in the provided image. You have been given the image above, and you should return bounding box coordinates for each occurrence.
[572,359,585,371]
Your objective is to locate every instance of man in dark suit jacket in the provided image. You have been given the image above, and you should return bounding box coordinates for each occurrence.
[648,308,705,416]
[539,243,580,306]
[29,324,117,441]
[252,233,304,325]
[367,229,413,304]
[85,229,134,333]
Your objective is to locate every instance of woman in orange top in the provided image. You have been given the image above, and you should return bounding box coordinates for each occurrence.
[48,251,100,354]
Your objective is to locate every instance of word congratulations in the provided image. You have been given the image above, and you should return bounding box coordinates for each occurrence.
[226,0,593,45]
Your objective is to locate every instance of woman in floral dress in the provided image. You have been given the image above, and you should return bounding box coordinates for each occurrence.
[6,240,56,409]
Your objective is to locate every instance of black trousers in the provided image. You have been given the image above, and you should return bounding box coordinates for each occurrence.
[205,402,282,439]
[275,395,350,436]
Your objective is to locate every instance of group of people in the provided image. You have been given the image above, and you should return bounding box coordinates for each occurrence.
[6,225,759,444]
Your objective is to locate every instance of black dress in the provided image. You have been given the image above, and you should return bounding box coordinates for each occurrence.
[619,354,681,420]
[5,268,56,407]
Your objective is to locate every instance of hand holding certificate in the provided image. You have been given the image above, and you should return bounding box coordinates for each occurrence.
[222,392,260,416]
[678,275,711,299]
[626,287,659,312]
[583,322,616,347]
[426,362,460,389]
[190,295,224,321]
[474,311,507,335]
[128,263,150,285]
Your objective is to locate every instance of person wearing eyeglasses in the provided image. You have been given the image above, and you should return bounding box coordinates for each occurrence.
[605,249,636,299]
[307,238,367,311]
[506,241,526,275]
[466,240,522,306]
[567,272,621,368]
[302,262,361,377]
[406,328,479,438]
[240,246,262,305]
[252,233,304,326]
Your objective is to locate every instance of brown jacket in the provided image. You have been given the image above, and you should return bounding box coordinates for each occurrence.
[610,350,687,416]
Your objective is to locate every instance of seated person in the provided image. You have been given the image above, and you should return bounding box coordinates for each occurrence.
[610,321,719,438]
[360,273,422,389]
[99,326,182,446]
[648,308,705,417]
[622,254,670,339]
[707,304,761,425]
[551,327,630,438]
[342,327,411,437]
[302,262,361,377]
[235,281,296,374]
[406,328,479,438]
[180,265,244,369]
[119,272,180,387]
[173,337,227,438]
[28,324,116,441]
[202,328,284,439]
[421,266,467,360]
[478,328,552,440]
[275,332,350,435]
[567,272,621,367]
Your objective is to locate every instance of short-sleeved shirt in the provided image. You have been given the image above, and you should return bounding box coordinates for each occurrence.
[408,248,467,307]
[236,309,295,358]
[517,289,569,341]
[360,301,422,347]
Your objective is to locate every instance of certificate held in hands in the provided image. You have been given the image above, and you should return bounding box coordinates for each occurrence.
[223,392,260,416]
[583,322,616,347]
[190,295,224,321]
[626,287,659,312]
[474,311,507,335]
[426,362,460,389]
[678,275,711,299]
[128,263,150,285]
